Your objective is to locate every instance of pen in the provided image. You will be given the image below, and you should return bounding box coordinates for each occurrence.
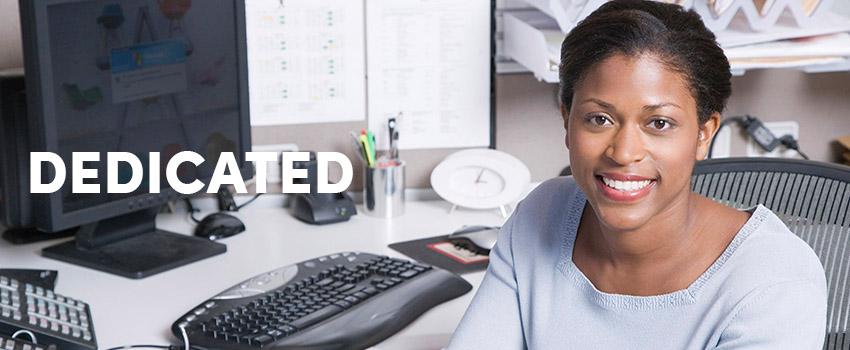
[387,117,396,158]
[391,115,400,160]
[366,129,377,163]
[361,129,375,167]
[350,131,367,163]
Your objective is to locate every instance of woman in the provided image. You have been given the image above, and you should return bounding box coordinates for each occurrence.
[448,1,827,349]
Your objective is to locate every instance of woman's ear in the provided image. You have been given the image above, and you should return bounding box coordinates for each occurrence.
[696,112,721,160]
[561,104,570,150]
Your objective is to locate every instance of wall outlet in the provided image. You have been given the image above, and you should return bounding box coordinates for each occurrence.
[746,121,799,158]
[251,143,299,184]
[711,126,732,158]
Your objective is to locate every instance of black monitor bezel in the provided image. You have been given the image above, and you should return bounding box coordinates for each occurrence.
[20,0,253,232]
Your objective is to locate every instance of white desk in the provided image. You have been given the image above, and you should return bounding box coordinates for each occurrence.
[0,197,506,350]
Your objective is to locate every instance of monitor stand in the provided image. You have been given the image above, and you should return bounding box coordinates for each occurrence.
[42,207,226,279]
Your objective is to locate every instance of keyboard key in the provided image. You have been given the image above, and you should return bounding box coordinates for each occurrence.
[253,335,273,345]
[400,270,419,279]
[335,284,355,293]
[289,305,344,329]
[333,300,352,309]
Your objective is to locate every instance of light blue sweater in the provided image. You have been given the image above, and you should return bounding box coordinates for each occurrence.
[448,177,827,350]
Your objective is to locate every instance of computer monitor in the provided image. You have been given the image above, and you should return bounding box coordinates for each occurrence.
[17,0,252,279]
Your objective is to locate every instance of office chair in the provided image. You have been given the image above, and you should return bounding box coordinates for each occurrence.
[693,157,850,350]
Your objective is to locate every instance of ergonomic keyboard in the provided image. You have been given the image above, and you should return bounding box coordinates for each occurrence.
[0,275,96,350]
[172,252,472,349]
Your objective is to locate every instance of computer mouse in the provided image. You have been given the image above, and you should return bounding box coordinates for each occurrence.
[447,225,501,252]
[194,212,245,240]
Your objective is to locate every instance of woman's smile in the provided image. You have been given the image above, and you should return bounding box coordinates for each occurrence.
[594,173,657,202]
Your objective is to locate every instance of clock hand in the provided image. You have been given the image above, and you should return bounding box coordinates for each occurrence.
[475,168,485,184]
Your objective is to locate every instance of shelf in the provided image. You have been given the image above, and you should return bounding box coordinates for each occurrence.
[503,9,562,83]
[502,8,850,82]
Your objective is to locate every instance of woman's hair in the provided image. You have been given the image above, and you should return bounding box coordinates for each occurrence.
[558,0,731,124]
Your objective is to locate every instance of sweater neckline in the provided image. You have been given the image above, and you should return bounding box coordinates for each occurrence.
[556,187,770,310]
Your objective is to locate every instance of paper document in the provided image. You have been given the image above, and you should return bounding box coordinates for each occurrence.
[725,32,850,59]
[366,0,493,150]
[246,0,366,126]
[717,12,850,48]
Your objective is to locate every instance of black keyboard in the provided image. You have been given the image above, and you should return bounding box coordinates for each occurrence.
[172,252,472,349]
[0,275,96,350]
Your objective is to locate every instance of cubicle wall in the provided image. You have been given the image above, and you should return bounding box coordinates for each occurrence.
[2,1,849,190]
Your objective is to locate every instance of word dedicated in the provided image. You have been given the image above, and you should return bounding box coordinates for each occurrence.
[30,151,352,195]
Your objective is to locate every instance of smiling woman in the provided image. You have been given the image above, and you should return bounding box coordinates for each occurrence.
[448,1,827,349]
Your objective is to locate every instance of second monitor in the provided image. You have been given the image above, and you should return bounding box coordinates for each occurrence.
[16,0,252,278]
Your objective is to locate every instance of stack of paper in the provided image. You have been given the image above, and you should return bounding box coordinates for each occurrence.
[502,0,850,80]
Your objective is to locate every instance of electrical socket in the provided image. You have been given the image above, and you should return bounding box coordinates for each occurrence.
[251,143,299,184]
[711,126,732,158]
[746,121,799,158]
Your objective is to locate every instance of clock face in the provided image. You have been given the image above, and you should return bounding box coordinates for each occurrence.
[450,166,506,199]
[431,149,530,210]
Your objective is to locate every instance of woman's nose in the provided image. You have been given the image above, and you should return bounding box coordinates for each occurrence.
[605,124,646,165]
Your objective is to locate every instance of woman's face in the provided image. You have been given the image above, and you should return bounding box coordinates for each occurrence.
[564,53,717,232]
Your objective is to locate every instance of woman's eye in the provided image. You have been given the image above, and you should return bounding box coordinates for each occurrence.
[648,119,673,131]
[588,115,612,127]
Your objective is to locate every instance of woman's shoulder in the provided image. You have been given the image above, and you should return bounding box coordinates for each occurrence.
[512,176,583,227]
[520,176,582,209]
[504,176,584,262]
[713,205,826,296]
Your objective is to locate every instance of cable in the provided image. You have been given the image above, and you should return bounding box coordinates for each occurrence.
[183,198,201,223]
[235,193,263,210]
[11,330,37,344]
[778,134,810,160]
[185,193,260,224]
[708,115,809,160]
[179,323,191,350]
[707,115,748,159]
[104,343,207,350]
[105,345,170,350]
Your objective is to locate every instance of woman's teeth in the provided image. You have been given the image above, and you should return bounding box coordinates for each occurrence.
[601,177,652,192]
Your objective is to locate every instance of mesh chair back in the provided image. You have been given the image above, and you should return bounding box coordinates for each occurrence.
[693,158,850,350]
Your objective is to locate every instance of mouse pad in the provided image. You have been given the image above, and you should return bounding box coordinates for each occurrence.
[388,235,489,275]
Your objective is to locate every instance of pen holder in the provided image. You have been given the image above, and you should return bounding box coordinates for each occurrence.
[363,161,405,218]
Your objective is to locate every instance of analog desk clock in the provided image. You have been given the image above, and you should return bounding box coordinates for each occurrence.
[431,149,531,217]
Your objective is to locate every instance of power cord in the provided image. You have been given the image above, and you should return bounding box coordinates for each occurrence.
[707,115,747,159]
[183,198,201,223]
[708,115,809,160]
[778,134,810,160]
[104,345,205,350]
[11,330,38,344]
[235,194,262,210]
[106,324,200,350]
[217,187,263,212]
[184,193,262,223]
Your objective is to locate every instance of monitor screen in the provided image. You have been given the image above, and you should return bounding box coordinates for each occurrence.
[24,0,250,230]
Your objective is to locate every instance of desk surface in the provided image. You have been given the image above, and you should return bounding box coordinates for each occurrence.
[0,197,507,350]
